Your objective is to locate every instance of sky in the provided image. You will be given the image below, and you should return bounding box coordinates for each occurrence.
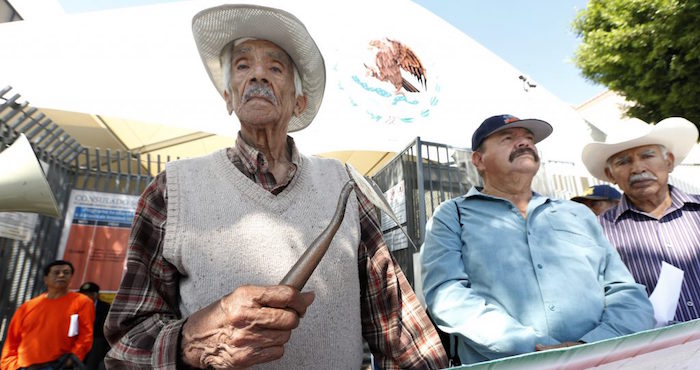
[412,0,606,106]
[55,0,606,106]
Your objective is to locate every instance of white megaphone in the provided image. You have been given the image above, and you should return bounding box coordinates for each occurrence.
[0,134,61,218]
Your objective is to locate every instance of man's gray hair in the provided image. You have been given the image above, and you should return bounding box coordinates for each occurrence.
[220,38,303,98]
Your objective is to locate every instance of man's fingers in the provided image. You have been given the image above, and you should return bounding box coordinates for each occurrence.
[244,306,301,330]
[535,343,558,351]
[252,285,315,316]
[227,327,292,348]
[536,342,580,352]
[224,285,315,330]
[289,291,315,316]
[185,285,312,369]
[202,343,285,369]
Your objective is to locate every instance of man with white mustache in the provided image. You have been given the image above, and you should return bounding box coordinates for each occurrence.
[103,4,447,369]
[582,117,700,323]
[420,114,653,365]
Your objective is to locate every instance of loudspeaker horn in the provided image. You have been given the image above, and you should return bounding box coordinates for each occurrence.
[0,133,61,218]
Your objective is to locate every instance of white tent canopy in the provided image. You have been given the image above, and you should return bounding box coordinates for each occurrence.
[1,0,596,174]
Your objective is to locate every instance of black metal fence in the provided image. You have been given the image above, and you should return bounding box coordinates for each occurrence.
[372,138,476,287]
[0,86,174,345]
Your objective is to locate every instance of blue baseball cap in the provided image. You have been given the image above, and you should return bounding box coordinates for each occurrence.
[471,114,553,151]
[571,185,621,202]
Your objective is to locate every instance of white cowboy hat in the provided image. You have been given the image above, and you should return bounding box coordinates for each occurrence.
[582,117,699,181]
[191,4,325,132]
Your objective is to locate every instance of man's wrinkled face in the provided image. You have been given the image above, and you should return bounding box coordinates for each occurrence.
[473,127,541,179]
[605,145,674,201]
[223,39,303,128]
[44,264,73,291]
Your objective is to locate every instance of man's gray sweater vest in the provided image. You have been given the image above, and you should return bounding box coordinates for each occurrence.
[162,149,363,368]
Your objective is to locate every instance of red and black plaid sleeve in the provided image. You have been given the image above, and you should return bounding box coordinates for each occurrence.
[355,187,448,369]
[104,172,186,369]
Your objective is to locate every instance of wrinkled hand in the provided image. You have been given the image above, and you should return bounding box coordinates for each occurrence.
[535,341,582,351]
[181,285,315,369]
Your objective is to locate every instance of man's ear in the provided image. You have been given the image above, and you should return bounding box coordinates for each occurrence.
[224,90,234,116]
[471,150,484,171]
[604,166,616,184]
[665,151,676,172]
[294,95,307,117]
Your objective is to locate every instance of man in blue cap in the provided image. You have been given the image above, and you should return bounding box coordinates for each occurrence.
[420,114,654,365]
[571,184,622,216]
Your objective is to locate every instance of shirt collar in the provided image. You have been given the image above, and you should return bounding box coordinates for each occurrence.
[669,184,700,207]
[464,186,486,198]
[232,132,301,173]
[610,184,698,222]
[464,186,547,204]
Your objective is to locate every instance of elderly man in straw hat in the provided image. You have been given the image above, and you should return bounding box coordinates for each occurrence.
[582,117,700,323]
[103,4,447,369]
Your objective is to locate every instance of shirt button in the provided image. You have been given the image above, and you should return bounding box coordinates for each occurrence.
[688,301,695,307]
[537,264,543,269]
[548,305,556,311]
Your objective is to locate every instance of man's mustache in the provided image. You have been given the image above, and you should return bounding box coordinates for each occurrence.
[629,172,658,185]
[242,83,277,105]
[509,147,539,162]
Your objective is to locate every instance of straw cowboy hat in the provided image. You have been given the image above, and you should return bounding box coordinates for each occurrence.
[191,4,325,132]
[582,117,699,181]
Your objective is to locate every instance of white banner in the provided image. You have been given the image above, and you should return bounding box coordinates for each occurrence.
[0,212,39,242]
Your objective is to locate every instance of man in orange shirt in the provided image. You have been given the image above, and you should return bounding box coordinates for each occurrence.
[1,260,95,370]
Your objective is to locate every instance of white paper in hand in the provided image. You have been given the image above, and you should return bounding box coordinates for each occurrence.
[68,313,79,337]
[648,261,684,327]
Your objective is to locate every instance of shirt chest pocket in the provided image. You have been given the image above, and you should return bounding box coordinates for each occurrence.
[544,210,598,249]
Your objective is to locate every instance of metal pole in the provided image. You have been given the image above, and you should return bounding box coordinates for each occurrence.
[415,137,426,245]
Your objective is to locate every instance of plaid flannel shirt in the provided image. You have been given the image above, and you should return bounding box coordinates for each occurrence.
[104,135,447,369]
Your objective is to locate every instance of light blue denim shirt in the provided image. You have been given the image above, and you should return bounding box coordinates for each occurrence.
[421,187,654,365]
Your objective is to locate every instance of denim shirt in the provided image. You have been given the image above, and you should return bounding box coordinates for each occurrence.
[420,187,654,365]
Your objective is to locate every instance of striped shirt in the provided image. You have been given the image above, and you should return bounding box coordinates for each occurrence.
[600,185,700,322]
[104,134,447,369]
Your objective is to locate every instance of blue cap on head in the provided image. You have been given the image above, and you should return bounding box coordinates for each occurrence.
[571,185,622,202]
[471,114,553,151]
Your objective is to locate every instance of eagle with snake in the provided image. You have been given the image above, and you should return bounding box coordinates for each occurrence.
[364,38,427,94]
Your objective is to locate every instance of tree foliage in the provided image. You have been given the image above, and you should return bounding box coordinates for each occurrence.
[573,0,700,132]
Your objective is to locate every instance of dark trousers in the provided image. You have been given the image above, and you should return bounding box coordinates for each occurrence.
[19,353,87,370]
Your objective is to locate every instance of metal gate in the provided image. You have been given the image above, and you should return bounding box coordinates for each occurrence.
[371,138,476,286]
[0,86,175,346]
